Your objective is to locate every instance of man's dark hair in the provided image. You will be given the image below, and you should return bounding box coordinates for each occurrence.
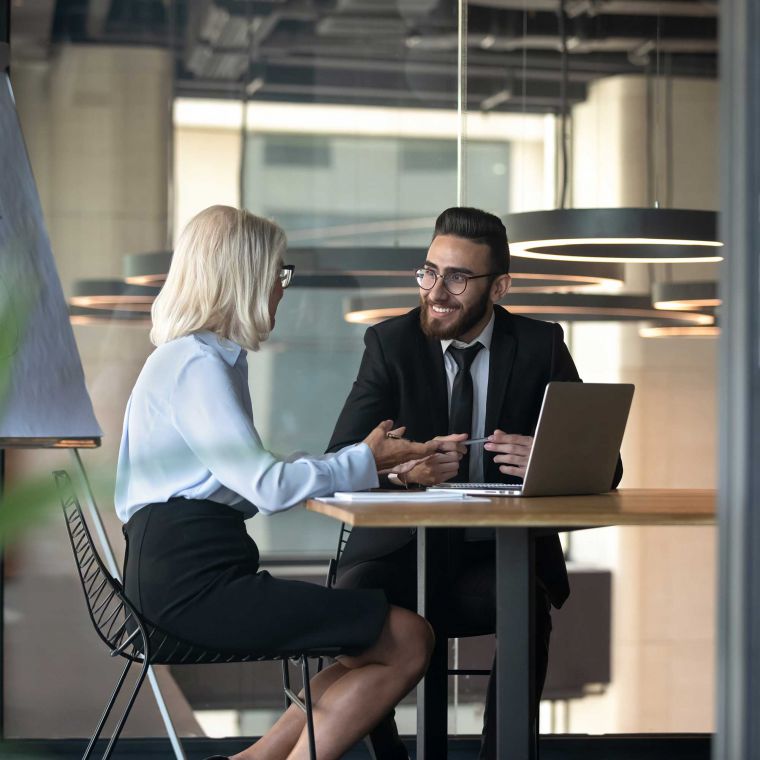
[433,206,510,275]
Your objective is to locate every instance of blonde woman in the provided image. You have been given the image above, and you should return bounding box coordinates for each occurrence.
[115,205,437,760]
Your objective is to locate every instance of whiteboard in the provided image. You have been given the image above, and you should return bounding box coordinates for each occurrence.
[0,73,101,445]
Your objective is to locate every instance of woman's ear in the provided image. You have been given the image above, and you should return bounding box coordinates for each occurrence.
[490,274,512,303]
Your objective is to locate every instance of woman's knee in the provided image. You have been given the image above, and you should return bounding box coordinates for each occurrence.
[386,606,435,677]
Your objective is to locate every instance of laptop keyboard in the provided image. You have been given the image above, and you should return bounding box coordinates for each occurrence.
[439,482,521,490]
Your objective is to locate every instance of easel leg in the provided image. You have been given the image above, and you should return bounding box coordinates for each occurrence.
[71,449,187,760]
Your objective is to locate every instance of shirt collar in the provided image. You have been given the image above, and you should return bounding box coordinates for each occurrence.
[440,310,495,355]
[194,331,245,367]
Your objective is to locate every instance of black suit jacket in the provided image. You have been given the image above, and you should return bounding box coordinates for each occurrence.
[327,305,623,609]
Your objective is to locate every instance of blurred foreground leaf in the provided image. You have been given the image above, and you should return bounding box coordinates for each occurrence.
[0,475,60,547]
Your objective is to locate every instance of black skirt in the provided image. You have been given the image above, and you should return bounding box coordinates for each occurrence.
[122,498,388,656]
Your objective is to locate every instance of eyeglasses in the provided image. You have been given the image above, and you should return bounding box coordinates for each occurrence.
[415,267,497,296]
[279,264,295,289]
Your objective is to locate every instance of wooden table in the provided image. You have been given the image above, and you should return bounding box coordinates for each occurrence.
[307,489,715,760]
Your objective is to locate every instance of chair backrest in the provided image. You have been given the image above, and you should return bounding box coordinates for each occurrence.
[325,522,352,589]
[55,470,342,665]
[54,470,146,662]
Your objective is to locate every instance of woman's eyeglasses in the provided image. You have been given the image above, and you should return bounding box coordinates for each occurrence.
[279,264,295,289]
[415,267,496,296]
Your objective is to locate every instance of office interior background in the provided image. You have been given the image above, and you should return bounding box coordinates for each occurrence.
[2,0,740,751]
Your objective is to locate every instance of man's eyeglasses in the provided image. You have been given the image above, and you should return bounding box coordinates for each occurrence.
[415,267,497,296]
[279,264,295,289]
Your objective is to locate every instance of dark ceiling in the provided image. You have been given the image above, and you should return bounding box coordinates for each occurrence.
[16,0,719,113]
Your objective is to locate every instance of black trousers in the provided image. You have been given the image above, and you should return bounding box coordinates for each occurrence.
[336,536,552,760]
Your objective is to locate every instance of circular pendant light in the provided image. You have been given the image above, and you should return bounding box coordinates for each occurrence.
[639,321,720,338]
[344,293,715,326]
[123,247,624,292]
[123,251,173,286]
[70,279,160,311]
[69,306,152,326]
[652,280,720,310]
[287,248,626,292]
[504,208,723,264]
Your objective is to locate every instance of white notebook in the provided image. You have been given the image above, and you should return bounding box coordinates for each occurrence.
[320,491,488,503]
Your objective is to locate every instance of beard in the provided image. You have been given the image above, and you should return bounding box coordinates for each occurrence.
[420,289,492,340]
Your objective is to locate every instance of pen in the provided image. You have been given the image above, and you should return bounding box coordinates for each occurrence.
[462,437,489,446]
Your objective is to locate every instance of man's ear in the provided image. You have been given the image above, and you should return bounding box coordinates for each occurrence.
[490,274,511,303]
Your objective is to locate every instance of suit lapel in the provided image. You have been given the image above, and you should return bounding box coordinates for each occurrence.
[485,307,517,437]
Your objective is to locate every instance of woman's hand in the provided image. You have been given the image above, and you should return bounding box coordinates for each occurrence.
[363,421,438,472]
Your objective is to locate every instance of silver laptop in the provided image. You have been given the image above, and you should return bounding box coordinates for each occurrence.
[427,382,634,497]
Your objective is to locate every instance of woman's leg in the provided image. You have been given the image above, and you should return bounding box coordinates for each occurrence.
[229,660,351,760]
[285,605,433,760]
[231,604,433,760]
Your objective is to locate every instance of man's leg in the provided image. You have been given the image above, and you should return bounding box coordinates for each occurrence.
[335,541,418,760]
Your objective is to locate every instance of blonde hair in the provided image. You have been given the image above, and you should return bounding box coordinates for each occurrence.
[150,205,286,351]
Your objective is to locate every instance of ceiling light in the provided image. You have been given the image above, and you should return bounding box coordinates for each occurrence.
[123,251,173,285]
[639,323,721,338]
[480,88,512,112]
[652,281,720,310]
[505,208,723,264]
[344,293,715,326]
[69,306,152,326]
[286,247,624,291]
[123,247,625,292]
[69,280,160,311]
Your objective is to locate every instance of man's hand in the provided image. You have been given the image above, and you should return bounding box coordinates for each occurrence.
[363,421,438,472]
[405,452,462,486]
[484,430,534,479]
[390,433,468,486]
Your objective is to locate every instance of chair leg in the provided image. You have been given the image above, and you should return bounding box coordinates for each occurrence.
[99,657,151,760]
[362,735,378,759]
[282,657,293,709]
[301,656,317,760]
[82,659,133,760]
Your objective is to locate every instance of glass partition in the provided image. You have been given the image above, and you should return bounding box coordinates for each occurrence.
[462,0,718,740]
[3,0,718,747]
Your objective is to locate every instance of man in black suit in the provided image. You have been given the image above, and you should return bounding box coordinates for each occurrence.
[327,207,622,759]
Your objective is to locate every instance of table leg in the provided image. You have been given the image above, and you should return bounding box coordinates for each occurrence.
[496,527,535,760]
[416,527,448,759]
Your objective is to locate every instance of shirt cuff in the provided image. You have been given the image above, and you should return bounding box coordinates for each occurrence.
[331,442,379,492]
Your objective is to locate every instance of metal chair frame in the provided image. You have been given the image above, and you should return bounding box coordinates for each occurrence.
[55,470,341,760]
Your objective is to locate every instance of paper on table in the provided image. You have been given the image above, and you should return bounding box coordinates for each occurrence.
[321,491,490,503]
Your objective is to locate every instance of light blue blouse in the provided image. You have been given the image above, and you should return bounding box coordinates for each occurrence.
[115,331,378,523]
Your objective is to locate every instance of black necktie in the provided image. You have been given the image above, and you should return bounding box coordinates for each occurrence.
[448,343,483,482]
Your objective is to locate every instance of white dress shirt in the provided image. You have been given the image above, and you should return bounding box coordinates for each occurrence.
[441,312,495,482]
[115,331,378,523]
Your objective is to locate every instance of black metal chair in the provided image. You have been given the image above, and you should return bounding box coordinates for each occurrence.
[316,521,352,673]
[55,470,342,760]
